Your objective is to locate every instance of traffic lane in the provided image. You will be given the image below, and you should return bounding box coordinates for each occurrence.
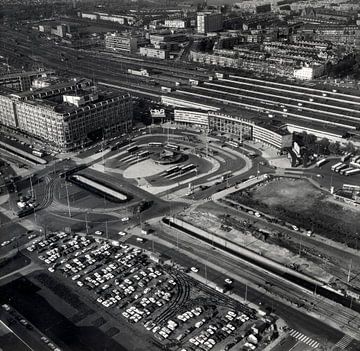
[0,314,50,351]
[127,235,343,345]
[271,336,297,351]
[0,320,31,351]
[192,167,273,200]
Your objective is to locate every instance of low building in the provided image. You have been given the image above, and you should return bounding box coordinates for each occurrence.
[139,47,169,59]
[174,108,209,127]
[293,64,325,80]
[105,32,144,53]
[164,19,189,29]
[0,70,55,92]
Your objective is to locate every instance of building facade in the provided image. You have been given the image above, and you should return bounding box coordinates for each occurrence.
[0,79,133,151]
[105,33,140,53]
[197,12,223,34]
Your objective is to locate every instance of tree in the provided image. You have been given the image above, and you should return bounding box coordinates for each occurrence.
[328,141,341,155]
[344,141,356,154]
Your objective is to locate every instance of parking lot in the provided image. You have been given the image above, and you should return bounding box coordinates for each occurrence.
[25,231,278,351]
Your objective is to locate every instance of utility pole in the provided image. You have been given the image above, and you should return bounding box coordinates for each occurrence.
[29,176,34,199]
[64,179,72,218]
[204,263,207,284]
[347,259,352,283]
[85,212,89,234]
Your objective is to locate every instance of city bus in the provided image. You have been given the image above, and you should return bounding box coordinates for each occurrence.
[335,163,347,173]
[331,162,343,172]
[226,140,241,148]
[181,164,195,173]
[339,167,353,175]
[138,151,150,158]
[127,145,139,153]
[341,153,352,163]
[345,168,360,176]
[316,159,328,167]
[32,149,44,157]
[148,142,163,147]
[166,166,180,175]
[166,143,180,151]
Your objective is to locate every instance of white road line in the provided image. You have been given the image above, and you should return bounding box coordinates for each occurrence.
[0,320,34,351]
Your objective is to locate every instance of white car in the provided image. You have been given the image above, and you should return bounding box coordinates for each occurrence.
[292,225,299,231]
[190,267,199,273]
[254,212,261,218]
[118,231,127,236]
[224,278,233,285]
[121,217,130,222]
[95,230,103,236]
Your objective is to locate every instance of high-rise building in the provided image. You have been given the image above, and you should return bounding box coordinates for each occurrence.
[197,12,223,34]
[0,78,133,151]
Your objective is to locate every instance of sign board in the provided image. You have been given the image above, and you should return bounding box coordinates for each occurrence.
[150,109,166,118]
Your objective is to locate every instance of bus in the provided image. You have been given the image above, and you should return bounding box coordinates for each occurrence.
[127,145,139,153]
[226,140,241,148]
[335,163,347,173]
[166,143,180,151]
[181,164,195,173]
[316,159,328,167]
[32,150,44,157]
[166,166,180,175]
[331,162,343,172]
[341,153,352,162]
[339,167,353,175]
[345,168,360,176]
[221,171,232,182]
[351,156,360,163]
[138,151,150,158]
[148,142,163,147]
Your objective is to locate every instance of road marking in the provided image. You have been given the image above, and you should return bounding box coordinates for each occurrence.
[289,329,319,349]
[333,335,353,350]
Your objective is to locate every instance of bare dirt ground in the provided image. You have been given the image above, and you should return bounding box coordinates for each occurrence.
[179,209,333,283]
[229,178,360,248]
[252,178,323,212]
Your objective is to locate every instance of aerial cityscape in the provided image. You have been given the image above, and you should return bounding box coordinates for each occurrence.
[0,0,360,350]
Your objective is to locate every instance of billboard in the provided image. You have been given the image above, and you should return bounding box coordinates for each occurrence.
[150,108,166,118]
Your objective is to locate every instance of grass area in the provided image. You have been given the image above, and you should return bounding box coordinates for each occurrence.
[228,178,360,249]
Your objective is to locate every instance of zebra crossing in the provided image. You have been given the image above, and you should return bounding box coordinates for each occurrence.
[289,329,320,349]
[333,335,353,350]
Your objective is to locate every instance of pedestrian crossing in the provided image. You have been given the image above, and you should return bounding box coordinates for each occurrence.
[333,335,353,350]
[289,329,320,349]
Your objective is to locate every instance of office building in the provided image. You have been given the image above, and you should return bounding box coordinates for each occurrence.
[197,12,223,34]
[0,78,133,151]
